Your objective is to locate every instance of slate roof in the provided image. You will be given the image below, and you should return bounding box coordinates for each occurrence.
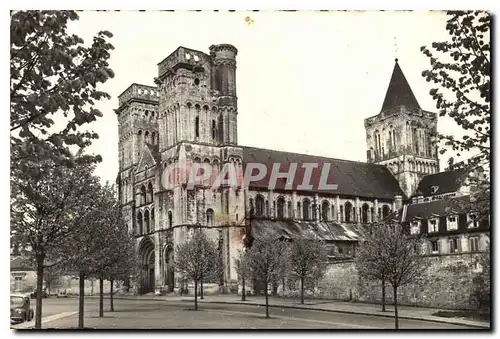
[416,168,468,197]
[241,146,405,200]
[251,219,368,242]
[381,59,421,112]
[404,195,472,221]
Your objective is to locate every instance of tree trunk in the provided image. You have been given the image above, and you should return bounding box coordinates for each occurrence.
[200,276,204,300]
[110,279,114,312]
[99,278,104,317]
[194,280,198,311]
[34,257,44,329]
[265,281,269,318]
[382,278,386,312]
[300,277,305,304]
[393,285,399,329]
[241,274,246,301]
[282,277,286,297]
[78,271,85,329]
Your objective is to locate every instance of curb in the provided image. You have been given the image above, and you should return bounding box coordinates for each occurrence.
[86,296,490,329]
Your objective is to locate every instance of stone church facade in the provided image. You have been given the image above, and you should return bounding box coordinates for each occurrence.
[115,44,489,297]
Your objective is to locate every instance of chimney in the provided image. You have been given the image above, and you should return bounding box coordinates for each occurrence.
[394,195,403,210]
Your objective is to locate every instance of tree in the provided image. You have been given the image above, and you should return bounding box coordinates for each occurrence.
[471,243,490,313]
[246,229,289,318]
[355,225,391,312]
[174,229,219,311]
[356,222,428,329]
[289,236,328,304]
[421,11,490,218]
[235,249,250,301]
[10,157,99,329]
[10,10,114,169]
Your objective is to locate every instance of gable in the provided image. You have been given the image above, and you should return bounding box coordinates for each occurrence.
[416,168,468,197]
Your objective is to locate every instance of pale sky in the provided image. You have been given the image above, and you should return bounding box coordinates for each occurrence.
[66,10,464,184]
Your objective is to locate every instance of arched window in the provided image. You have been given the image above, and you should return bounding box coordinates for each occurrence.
[312,202,317,220]
[145,131,150,144]
[144,210,150,234]
[345,201,353,223]
[147,182,153,203]
[141,185,147,205]
[168,211,173,228]
[255,195,265,216]
[206,208,214,226]
[151,208,155,233]
[195,116,200,138]
[321,201,330,221]
[382,205,391,219]
[303,199,311,221]
[287,201,292,218]
[137,212,143,235]
[277,197,285,219]
[212,120,216,140]
[362,203,369,223]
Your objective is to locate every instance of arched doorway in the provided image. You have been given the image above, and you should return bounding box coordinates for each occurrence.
[164,245,175,292]
[139,237,155,295]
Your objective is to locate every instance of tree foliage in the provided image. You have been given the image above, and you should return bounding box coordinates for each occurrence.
[174,229,220,310]
[356,222,428,329]
[246,230,289,318]
[10,10,114,168]
[471,243,490,312]
[289,236,328,304]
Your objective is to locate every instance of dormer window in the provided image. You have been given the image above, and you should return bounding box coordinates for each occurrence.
[410,220,421,235]
[447,215,458,230]
[467,213,479,228]
[428,218,439,233]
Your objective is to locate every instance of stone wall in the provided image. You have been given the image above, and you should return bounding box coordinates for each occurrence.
[284,253,483,310]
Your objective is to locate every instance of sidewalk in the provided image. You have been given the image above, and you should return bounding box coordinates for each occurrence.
[102,294,490,329]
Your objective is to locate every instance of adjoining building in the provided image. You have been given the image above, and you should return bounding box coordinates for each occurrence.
[115,44,489,298]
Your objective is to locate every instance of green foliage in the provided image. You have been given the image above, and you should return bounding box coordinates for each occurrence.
[471,244,490,312]
[10,10,114,168]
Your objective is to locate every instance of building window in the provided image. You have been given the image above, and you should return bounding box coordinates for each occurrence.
[447,215,458,230]
[212,120,216,140]
[430,240,439,254]
[344,201,353,223]
[382,205,390,218]
[303,199,311,221]
[206,208,214,226]
[195,116,200,137]
[470,237,479,252]
[428,218,439,233]
[137,212,143,235]
[277,197,285,219]
[361,203,369,223]
[168,211,173,228]
[14,276,23,291]
[468,213,479,228]
[255,195,265,216]
[410,220,421,235]
[449,238,460,253]
[321,201,330,221]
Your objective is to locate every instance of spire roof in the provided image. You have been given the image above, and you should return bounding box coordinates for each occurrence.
[381,59,421,111]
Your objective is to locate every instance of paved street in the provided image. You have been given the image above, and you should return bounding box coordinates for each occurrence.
[13,297,480,329]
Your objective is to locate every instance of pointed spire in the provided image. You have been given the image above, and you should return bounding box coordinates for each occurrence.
[381,59,420,111]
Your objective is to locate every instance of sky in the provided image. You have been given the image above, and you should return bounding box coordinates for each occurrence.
[65,10,464,184]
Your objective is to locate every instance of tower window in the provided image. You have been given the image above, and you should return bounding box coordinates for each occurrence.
[212,120,216,140]
[195,116,200,138]
[194,78,200,86]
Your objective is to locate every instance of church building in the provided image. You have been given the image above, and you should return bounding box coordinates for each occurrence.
[115,44,489,295]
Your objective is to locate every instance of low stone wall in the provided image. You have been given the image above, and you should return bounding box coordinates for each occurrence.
[292,253,483,310]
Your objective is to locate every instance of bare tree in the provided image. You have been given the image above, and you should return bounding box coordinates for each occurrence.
[246,229,288,318]
[289,236,328,304]
[356,221,428,329]
[235,249,250,301]
[174,229,219,310]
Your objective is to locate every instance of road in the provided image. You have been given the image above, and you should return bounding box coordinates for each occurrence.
[14,297,478,329]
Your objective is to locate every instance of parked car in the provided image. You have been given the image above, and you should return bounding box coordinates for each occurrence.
[11,294,33,324]
[30,289,47,299]
[57,290,68,298]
